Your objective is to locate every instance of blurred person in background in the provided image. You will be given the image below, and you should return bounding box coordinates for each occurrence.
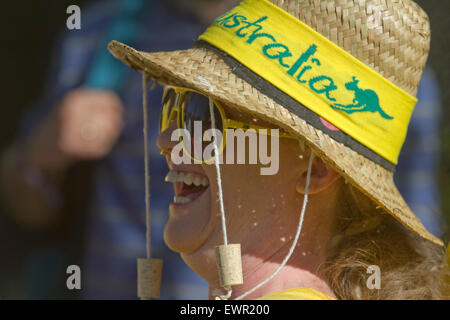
[395,66,445,238]
[0,0,240,299]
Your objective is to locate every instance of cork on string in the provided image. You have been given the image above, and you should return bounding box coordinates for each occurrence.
[138,258,163,300]
[215,244,243,288]
[137,73,163,300]
[206,94,244,294]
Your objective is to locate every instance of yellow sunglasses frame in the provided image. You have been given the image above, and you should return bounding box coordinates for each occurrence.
[160,85,295,163]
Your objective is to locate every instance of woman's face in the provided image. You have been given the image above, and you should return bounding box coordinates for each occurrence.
[156,94,323,281]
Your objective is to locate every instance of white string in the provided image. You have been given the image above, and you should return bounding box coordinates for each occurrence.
[235,151,315,300]
[142,74,151,259]
[212,287,233,300]
[209,97,229,246]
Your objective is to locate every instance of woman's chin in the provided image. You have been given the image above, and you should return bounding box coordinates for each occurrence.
[164,186,215,253]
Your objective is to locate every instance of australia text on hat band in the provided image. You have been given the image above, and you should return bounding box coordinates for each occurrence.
[199,0,417,165]
[215,11,393,120]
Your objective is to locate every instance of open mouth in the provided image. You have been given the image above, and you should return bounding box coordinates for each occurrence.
[165,170,210,205]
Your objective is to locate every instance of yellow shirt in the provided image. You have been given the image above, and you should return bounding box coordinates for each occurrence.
[257,288,335,300]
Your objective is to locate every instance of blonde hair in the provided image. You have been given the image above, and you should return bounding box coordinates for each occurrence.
[320,179,450,300]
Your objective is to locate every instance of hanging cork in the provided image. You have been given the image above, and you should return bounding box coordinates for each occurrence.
[215,244,243,288]
[137,258,163,300]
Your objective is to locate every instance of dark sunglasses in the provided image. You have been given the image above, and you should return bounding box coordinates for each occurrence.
[159,86,295,163]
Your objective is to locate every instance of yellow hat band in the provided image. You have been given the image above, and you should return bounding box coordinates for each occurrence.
[199,0,417,165]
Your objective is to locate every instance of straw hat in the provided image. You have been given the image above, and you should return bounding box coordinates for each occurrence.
[108,0,443,246]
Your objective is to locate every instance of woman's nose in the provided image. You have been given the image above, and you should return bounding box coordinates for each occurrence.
[157,120,178,156]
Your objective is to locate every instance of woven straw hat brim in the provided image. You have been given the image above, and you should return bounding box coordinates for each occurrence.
[108,40,443,246]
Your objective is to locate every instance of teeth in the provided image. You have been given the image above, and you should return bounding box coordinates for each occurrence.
[193,176,202,187]
[165,171,177,183]
[165,171,209,187]
[174,196,191,204]
[184,174,194,186]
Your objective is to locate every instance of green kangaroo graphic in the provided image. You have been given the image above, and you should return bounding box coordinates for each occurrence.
[331,77,393,120]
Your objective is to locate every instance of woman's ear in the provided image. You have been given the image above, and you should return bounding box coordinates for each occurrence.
[295,156,341,195]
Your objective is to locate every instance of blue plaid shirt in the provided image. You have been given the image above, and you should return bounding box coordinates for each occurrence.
[395,67,443,237]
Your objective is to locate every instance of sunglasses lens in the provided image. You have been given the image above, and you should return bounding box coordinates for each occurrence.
[160,88,177,132]
[182,92,223,160]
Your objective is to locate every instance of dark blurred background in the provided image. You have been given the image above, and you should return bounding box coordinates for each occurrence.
[0,0,90,147]
[0,0,448,299]
[0,1,93,298]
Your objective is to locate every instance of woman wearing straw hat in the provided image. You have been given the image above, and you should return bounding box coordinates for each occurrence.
[109,0,450,299]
